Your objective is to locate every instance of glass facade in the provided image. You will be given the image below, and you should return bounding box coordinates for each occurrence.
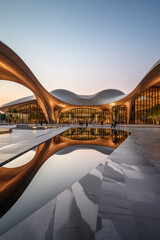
[59,107,127,124]
[6,102,45,123]
[59,108,112,124]
[130,86,160,124]
[5,105,128,124]
[5,86,160,125]
[117,106,127,124]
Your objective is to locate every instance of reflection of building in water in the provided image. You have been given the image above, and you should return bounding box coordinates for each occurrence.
[60,127,130,144]
[0,128,130,218]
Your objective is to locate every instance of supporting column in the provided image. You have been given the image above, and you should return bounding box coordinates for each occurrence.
[57,109,62,124]
[125,101,132,124]
[53,108,62,123]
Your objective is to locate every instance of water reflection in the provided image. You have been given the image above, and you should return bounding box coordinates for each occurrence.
[61,128,129,147]
[0,128,130,237]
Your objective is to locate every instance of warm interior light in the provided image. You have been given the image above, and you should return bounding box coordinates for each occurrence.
[0,129,10,132]
[110,103,115,106]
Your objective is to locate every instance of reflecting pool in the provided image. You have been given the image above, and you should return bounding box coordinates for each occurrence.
[0,128,130,237]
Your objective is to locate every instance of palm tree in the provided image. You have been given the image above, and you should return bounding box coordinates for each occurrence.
[90,113,95,123]
[59,113,64,120]
[0,111,5,121]
[71,112,75,120]
[29,112,42,123]
[147,104,160,124]
[13,108,18,113]
[112,107,119,122]
[7,108,13,123]
[13,108,18,122]
[15,115,19,123]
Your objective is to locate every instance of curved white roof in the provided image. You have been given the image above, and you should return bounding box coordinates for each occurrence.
[50,89,126,105]
[1,89,126,108]
[1,95,35,108]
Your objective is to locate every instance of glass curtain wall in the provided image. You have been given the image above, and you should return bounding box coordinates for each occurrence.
[118,106,127,124]
[59,108,128,124]
[130,86,160,124]
[59,108,112,124]
[5,104,128,124]
[59,107,127,124]
[6,102,45,123]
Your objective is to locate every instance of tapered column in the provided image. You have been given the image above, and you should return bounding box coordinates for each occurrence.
[125,101,132,124]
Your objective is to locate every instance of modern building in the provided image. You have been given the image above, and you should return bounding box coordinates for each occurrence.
[0,41,160,124]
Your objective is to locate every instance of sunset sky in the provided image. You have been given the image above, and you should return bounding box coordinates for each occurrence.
[0,0,160,106]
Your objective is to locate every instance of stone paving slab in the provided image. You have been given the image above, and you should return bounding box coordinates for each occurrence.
[98,126,160,240]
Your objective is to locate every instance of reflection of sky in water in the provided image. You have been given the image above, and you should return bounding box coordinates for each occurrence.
[4,149,36,168]
[0,147,107,235]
